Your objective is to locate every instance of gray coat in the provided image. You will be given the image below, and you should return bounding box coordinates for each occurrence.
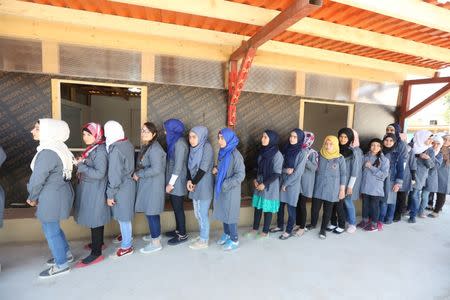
[0,146,6,228]
[349,147,363,201]
[313,155,347,202]
[383,150,403,204]
[280,150,307,206]
[212,149,245,224]
[424,152,443,193]
[254,151,283,201]
[360,153,390,197]
[413,147,435,190]
[166,139,188,197]
[188,143,214,201]
[300,148,318,198]
[135,141,167,215]
[107,140,136,222]
[438,155,450,195]
[27,150,74,222]
[400,147,414,192]
[75,144,111,228]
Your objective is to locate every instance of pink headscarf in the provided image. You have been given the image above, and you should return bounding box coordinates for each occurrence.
[350,129,360,148]
[81,122,105,159]
[302,131,315,149]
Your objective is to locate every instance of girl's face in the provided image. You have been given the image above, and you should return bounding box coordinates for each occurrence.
[444,136,450,147]
[82,131,95,146]
[432,141,441,152]
[324,139,334,152]
[141,126,155,143]
[383,137,395,148]
[339,133,348,146]
[370,142,382,155]
[386,126,395,135]
[289,131,298,145]
[261,132,270,146]
[31,122,40,141]
[425,136,433,146]
[189,131,199,147]
[218,133,226,149]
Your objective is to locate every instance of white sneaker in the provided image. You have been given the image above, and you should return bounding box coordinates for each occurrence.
[140,243,162,254]
[142,235,152,242]
[346,225,356,234]
[189,240,209,250]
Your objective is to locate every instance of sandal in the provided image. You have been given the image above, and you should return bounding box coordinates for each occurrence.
[269,227,283,233]
[279,232,292,240]
[294,229,305,237]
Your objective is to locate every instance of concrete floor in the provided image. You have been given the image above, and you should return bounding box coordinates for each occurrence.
[1,205,450,300]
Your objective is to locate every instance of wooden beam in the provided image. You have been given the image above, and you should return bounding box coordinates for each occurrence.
[141,52,155,82]
[404,76,450,85]
[405,83,450,118]
[295,71,306,96]
[332,0,450,33]
[230,0,322,60]
[41,40,59,73]
[116,0,450,64]
[399,83,411,129]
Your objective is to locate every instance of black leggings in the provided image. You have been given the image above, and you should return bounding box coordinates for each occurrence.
[394,191,408,220]
[253,208,273,234]
[330,200,346,229]
[91,226,104,257]
[295,194,308,229]
[434,193,447,213]
[310,199,334,235]
[170,194,186,235]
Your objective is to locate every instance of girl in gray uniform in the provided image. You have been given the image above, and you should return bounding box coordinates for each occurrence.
[274,129,307,240]
[430,134,450,217]
[27,119,74,278]
[105,121,136,258]
[408,130,434,223]
[163,119,189,245]
[74,122,110,267]
[379,133,404,225]
[0,145,6,272]
[134,122,166,254]
[187,126,214,250]
[308,136,346,239]
[246,130,283,239]
[213,128,245,251]
[419,135,443,217]
[295,132,318,237]
[359,138,389,232]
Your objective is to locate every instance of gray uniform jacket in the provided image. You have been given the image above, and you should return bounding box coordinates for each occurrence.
[188,143,214,201]
[424,152,442,193]
[166,139,188,197]
[300,148,318,198]
[280,150,307,207]
[313,155,347,202]
[413,147,435,191]
[360,153,389,197]
[254,151,283,201]
[0,146,6,228]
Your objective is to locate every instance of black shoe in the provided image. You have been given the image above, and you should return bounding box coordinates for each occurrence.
[332,227,345,234]
[168,234,189,245]
[393,217,400,223]
[39,265,70,279]
[408,217,416,223]
[319,231,326,239]
[305,224,316,230]
[165,230,179,238]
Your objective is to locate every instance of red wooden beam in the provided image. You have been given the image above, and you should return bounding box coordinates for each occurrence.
[230,0,323,61]
[404,76,450,85]
[405,83,450,119]
[399,82,411,129]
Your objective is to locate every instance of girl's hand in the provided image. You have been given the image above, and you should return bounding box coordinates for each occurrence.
[392,184,401,192]
[187,180,195,192]
[257,183,265,191]
[281,185,287,192]
[212,167,218,175]
[420,153,430,160]
[286,168,294,175]
[132,173,139,181]
[346,187,353,196]
[365,161,372,168]
[107,199,116,207]
[166,184,174,194]
[338,187,345,200]
[26,199,37,207]
[253,179,259,189]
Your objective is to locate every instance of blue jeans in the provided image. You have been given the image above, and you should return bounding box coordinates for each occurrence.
[146,215,161,239]
[119,221,133,249]
[419,190,431,216]
[379,202,396,223]
[344,196,356,225]
[277,202,296,233]
[223,223,238,242]
[41,221,70,269]
[409,189,421,218]
[193,198,212,242]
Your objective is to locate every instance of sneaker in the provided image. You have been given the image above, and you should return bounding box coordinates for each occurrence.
[346,225,356,234]
[165,230,179,238]
[47,252,74,266]
[189,240,209,250]
[140,243,162,254]
[428,212,439,218]
[256,232,270,240]
[217,233,230,245]
[223,240,239,251]
[142,235,152,242]
[84,243,106,251]
[425,205,433,211]
[319,232,326,239]
[243,230,258,239]
[418,213,427,219]
[408,217,416,223]
[167,234,189,246]
[112,234,122,244]
[279,232,292,240]
[356,220,366,228]
[326,224,337,232]
[39,265,70,279]
[377,221,383,231]
[110,247,134,259]
[333,227,345,234]
[366,224,378,232]
[305,224,316,231]
[75,255,104,268]
[269,227,283,233]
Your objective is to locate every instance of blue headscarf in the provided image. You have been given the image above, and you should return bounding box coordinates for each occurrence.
[215,128,239,199]
[282,128,304,168]
[164,119,185,160]
[188,126,209,175]
[258,130,279,181]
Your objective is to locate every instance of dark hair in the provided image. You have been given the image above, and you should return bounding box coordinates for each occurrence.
[143,122,158,145]
[82,128,92,135]
[369,138,383,167]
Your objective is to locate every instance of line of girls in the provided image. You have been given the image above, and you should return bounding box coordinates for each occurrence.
[23,118,450,279]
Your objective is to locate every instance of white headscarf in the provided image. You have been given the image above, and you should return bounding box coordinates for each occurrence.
[432,135,444,155]
[30,118,74,180]
[104,120,125,152]
[412,130,432,154]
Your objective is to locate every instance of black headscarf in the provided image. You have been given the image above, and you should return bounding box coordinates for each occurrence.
[258,130,279,180]
[382,133,397,155]
[282,128,305,169]
[338,127,354,158]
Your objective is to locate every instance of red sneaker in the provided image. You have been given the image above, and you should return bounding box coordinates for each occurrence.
[356,220,366,228]
[110,247,134,259]
[112,235,122,244]
[365,224,378,232]
[75,255,105,268]
[377,221,383,231]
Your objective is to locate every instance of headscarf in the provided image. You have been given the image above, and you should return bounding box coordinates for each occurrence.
[320,135,341,160]
[431,135,444,156]
[440,134,450,166]
[412,130,432,154]
[282,128,304,169]
[258,130,279,181]
[104,121,125,153]
[338,127,354,158]
[386,123,402,141]
[30,118,74,180]
[81,122,104,159]
[215,128,239,199]
[303,131,318,164]
[164,119,185,160]
[369,138,383,167]
[188,126,209,175]
[382,133,397,155]
[351,129,360,148]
